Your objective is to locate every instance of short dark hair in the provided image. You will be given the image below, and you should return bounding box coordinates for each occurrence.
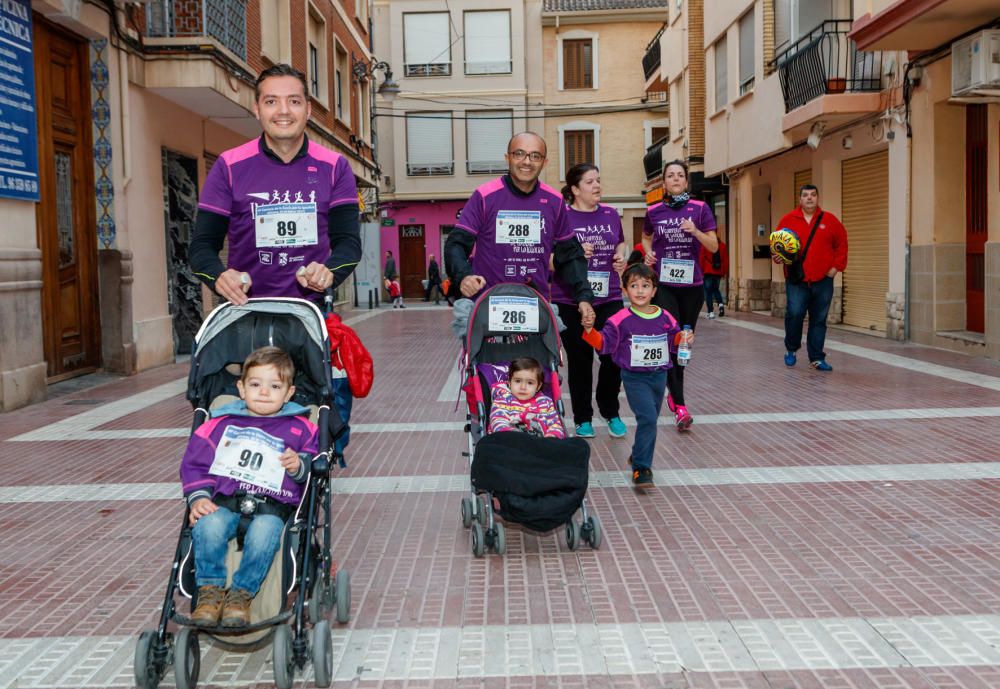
[508,357,544,387]
[622,262,657,287]
[561,163,599,204]
[254,63,309,101]
[242,346,295,384]
[662,159,689,180]
[799,184,819,196]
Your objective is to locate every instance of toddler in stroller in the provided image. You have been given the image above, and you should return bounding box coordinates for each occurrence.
[458,283,602,557]
[135,298,350,689]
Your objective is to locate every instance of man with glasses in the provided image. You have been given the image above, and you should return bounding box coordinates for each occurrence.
[445,132,594,337]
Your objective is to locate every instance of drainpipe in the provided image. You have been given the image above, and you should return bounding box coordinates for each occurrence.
[903,128,912,341]
[119,48,131,189]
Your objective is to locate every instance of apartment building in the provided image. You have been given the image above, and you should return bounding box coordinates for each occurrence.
[0,0,376,411]
[373,0,544,297]
[540,0,669,242]
[850,0,1000,358]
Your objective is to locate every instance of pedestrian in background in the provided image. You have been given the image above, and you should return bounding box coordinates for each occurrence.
[424,254,443,304]
[700,238,728,319]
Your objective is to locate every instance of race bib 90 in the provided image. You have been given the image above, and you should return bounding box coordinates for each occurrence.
[496,210,542,245]
[255,203,319,248]
[659,258,695,284]
[630,334,669,368]
[488,295,540,332]
[209,425,287,493]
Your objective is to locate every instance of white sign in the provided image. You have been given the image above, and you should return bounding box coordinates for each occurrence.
[488,295,540,332]
[659,258,695,284]
[255,203,319,248]
[495,210,541,245]
[587,270,610,298]
[630,333,669,368]
[209,425,287,493]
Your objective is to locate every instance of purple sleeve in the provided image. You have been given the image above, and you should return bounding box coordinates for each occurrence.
[700,203,717,233]
[642,212,654,236]
[198,157,234,216]
[598,319,620,357]
[179,420,223,495]
[329,156,359,209]
[615,215,625,245]
[297,419,320,455]
[455,191,484,236]
[553,202,573,241]
[533,395,565,439]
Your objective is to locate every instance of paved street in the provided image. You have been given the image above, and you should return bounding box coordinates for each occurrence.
[2,304,1000,689]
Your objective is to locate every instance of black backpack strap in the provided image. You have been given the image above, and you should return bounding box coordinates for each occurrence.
[799,211,824,263]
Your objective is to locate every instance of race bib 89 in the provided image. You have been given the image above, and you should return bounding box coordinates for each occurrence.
[255,203,319,248]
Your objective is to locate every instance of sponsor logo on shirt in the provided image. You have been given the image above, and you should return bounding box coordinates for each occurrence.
[278,253,306,266]
[259,251,272,264]
[505,265,517,276]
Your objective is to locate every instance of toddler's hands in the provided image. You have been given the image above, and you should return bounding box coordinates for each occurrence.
[189,498,218,526]
[279,448,301,475]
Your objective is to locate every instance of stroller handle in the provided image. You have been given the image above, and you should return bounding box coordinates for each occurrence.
[324,288,335,314]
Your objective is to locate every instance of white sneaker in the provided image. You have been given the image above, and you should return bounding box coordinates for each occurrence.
[707,312,716,319]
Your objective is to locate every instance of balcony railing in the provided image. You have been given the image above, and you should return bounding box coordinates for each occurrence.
[642,25,664,80]
[145,0,247,61]
[643,136,667,182]
[467,160,507,175]
[771,20,884,113]
[407,162,455,176]
[404,63,452,77]
[465,61,513,75]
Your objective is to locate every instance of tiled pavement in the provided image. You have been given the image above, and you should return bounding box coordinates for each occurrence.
[2,304,1000,689]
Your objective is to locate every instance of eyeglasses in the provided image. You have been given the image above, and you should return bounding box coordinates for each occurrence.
[508,149,545,163]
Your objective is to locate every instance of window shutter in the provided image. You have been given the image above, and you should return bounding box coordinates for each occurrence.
[774,0,790,52]
[738,9,754,89]
[406,113,453,175]
[464,11,511,74]
[467,111,512,174]
[404,13,451,75]
[564,130,594,172]
[563,39,592,89]
[714,35,728,109]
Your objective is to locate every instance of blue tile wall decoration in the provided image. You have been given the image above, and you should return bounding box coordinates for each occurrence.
[90,39,116,250]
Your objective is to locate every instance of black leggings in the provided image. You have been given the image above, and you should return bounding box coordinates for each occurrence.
[653,284,704,407]
[557,301,622,425]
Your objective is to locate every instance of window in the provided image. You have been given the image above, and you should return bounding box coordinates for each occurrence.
[355,0,368,27]
[562,39,593,89]
[774,0,837,53]
[404,13,451,77]
[714,35,727,110]
[260,0,291,64]
[306,7,327,105]
[334,43,349,124]
[564,130,594,172]
[738,9,754,95]
[464,11,511,74]
[406,113,454,176]
[466,110,512,174]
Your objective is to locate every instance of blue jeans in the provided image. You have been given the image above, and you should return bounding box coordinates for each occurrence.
[620,369,667,470]
[332,376,352,459]
[784,276,834,362]
[703,275,724,313]
[193,506,284,595]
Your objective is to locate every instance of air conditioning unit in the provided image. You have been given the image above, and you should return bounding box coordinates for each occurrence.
[951,30,1000,96]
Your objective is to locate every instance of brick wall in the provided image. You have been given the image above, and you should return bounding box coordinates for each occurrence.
[686,0,705,160]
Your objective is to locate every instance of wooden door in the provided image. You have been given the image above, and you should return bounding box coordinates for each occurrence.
[398,225,426,298]
[33,18,100,380]
[966,104,987,334]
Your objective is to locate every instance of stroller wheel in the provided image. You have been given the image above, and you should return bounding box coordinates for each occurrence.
[134,629,164,689]
[334,569,351,624]
[173,627,200,689]
[272,625,294,689]
[565,520,580,551]
[312,620,333,688]
[309,573,330,625]
[471,521,486,557]
[493,522,506,556]
[586,515,603,550]
[477,495,492,524]
[460,497,473,528]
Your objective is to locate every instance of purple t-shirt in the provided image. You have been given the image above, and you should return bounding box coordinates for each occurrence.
[642,199,717,288]
[552,204,625,306]
[455,177,572,300]
[597,306,681,373]
[198,137,358,298]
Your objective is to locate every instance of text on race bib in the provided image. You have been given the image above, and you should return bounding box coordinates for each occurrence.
[255,203,319,248]
[209,425,288,493]
[587,270,611,298]
[659,258,695,285]
[495,210,542,245]
[629,333,669,368]
[487,295,540,333]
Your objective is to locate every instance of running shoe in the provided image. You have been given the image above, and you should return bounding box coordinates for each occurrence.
[607,417,627,438]
[810,360,833,372]
[784,351,797,367]
[718,305,725,317]
[575,422,595,438]
[632,468,654,488]
[707,312,716,319]
[674,405,693,432]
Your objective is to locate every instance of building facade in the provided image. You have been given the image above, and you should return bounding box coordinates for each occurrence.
[1,0,377,411]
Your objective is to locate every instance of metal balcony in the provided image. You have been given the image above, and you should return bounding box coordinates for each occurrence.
[642,25,664,81]
[643,136,667,182]
[771,20,884,113]
[145,0,247,61]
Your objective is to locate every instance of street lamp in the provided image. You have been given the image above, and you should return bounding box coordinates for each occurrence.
[352,58,399,102]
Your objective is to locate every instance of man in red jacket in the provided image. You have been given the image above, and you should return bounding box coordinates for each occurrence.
[776,185,848,371]
[699,239,728,319]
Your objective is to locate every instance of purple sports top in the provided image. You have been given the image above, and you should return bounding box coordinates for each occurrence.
[455,177,572,300]
[596,306,681,373]
[198,137,358,298]
[642,199,717,288]
[551,204,625,306]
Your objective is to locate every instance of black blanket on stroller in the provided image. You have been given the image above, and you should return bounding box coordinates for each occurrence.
[471,432,590,532]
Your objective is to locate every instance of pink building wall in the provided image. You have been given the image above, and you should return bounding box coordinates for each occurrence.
[378,200,467,275]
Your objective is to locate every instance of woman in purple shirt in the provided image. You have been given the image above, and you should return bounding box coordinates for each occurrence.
[552,164,628,439]
[641,160,719,431]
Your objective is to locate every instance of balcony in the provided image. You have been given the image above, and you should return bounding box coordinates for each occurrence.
[642,26,664,81]
[772,20,884,113]
[404,63,452,78]
[643,136,667,182]
[145,0,247,61]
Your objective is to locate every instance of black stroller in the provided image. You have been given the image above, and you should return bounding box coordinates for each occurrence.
[459,283,602,557]
[135,297,350,689]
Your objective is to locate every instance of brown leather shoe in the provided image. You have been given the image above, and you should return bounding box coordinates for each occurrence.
[220,588,254,627]
[191,585,225,626]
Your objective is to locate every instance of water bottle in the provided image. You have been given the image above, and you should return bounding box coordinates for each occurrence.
[677,325,693,366]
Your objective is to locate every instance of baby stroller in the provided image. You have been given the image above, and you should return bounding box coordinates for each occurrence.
[459,283,602,557]
[135,296,350,689]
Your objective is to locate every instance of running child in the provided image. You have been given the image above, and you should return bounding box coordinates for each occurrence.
[581,263,682,488]
[385,278,404,308]
[180,346,318,627]
[489,357,565,439]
